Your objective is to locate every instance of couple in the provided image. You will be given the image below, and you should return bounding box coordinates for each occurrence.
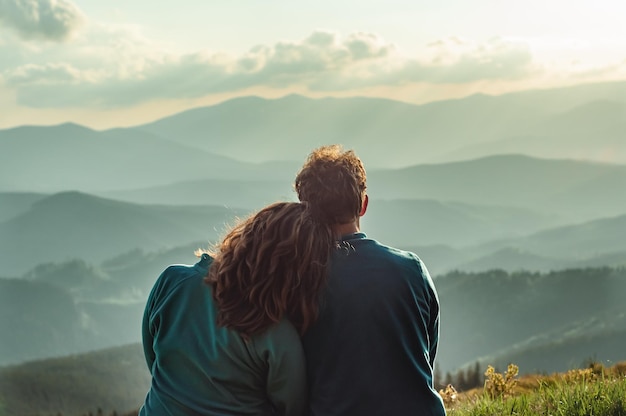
[139,145,446,416]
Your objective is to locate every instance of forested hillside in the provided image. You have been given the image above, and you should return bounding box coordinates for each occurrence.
[437,267,626,373]
[0,344,149,416]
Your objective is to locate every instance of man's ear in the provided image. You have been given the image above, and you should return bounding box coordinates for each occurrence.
[359,194,368,217]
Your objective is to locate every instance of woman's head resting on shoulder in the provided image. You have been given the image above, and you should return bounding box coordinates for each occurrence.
[204,201,334,339]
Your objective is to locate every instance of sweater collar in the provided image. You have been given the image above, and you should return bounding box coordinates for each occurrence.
[338,232,366,242]
[195,253,213,272]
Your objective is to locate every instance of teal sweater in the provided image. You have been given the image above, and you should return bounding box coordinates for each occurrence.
[302,233,446,416]
[139,253,307,416]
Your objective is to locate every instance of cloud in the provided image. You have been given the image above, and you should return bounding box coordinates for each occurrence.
[421,37,535,82]
[7,62,85,85]
[0,0,85,41]
[2,30,541,108]
[569,60,626,79]
[236,31,395,78]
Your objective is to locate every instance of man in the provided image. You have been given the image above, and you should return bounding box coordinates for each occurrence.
[296,145,446,416]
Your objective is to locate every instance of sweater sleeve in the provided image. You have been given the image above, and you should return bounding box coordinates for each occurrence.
[423,262,441,369]
[252,319,307,416]
[141,266,173,372]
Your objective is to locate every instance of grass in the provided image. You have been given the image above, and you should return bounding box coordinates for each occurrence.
[443,362,626,416]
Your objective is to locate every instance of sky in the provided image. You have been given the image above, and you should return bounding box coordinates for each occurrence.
[1,0,626,129]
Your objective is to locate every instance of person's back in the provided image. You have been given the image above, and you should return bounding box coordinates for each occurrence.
[302,233,445,415]
[295,145,446,416]
[139,202,336,416]
[141,254,306,416]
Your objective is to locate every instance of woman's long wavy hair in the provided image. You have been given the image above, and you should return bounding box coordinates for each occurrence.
[204,202,334,338]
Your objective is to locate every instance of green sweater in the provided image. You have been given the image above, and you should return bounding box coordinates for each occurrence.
[302,233,446,416]
[139,253,307,416]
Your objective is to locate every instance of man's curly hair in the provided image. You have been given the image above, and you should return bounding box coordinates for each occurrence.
[294,145,367,225]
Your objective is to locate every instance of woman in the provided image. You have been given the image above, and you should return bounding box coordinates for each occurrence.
[139,202,334,415]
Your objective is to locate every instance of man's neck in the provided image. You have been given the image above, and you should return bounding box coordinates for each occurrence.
[332,220,360,238]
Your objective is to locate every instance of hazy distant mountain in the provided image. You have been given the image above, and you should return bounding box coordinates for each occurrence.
[100,177,298,209]
[79,153,626,232]
[362,198,556,248]
[444,214,626,273]
[486,79,626,110]
[0,279,144,365]
[1,182,622,278]
[0,191,246,276]
[529,99,626,138]
[440,100,626,163]
[90,243,209,305]
[0,189,568,278]
[0,278,81,365]
[97,153,626,225]
[3,81,626,196]
[477,213,626,261]
[134,95,443,167]
[3,119,624,226]
[403,245,626,276]
[451,247,564,273]
[132,93,544,167]
[0,192,46,223]
[367,154,626,222]
[392,244,469,277]
[0,123,293,193]
[131,82,626,166]
[0,244,206,366]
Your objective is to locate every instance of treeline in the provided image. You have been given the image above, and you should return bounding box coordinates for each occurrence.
[435,362,485,392]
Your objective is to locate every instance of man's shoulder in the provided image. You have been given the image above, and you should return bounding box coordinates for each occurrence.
[367,238,422,264]
[367,239,434,280]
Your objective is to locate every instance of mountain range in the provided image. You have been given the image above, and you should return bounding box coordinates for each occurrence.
[367,154,626,223]
[2,80,626,195]
[1,79,625,396]
[0,122,299,193]
[0,192,245,276]
[2,183,625,279]
[132,82,626,167]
